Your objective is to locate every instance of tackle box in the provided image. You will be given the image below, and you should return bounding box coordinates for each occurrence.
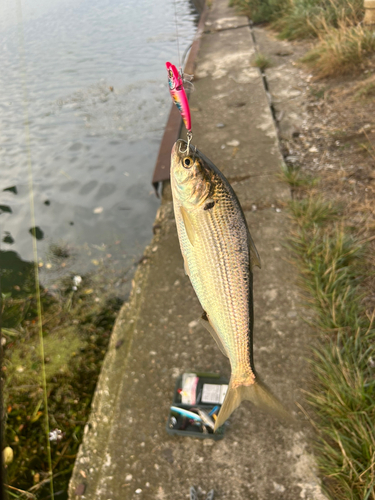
[166,373,229,440]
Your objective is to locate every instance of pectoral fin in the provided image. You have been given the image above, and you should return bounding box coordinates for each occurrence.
[248,230,261,269]
[183,255,190,276]
[180,206,196,246]
[200,311,228,358]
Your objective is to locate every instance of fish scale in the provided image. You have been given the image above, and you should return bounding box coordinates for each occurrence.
[173,171,253,379]
[170,139,290,430]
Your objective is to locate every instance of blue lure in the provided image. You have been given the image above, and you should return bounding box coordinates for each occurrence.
[170,406,202,421]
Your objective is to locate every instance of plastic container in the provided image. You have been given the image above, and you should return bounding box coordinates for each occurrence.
[166,373,229,440]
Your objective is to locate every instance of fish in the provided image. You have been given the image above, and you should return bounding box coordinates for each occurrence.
[196,408,215,431]
[170,139,290,431]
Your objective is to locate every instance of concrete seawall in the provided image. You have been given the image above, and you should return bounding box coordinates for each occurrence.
[69,1,327,498]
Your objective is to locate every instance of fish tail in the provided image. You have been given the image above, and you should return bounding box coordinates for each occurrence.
[214,375,292,432]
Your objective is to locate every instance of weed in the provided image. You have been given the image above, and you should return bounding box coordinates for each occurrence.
[309,86,326,100]
[280,160,375,500]
[290,215,375,499]
[231,0,364,36]
[288,197,338,229]
[230,0,374,75]
[229,0,291,23]
[253,53,272,71]
[302,24,375,77]
[279,163,318,190]
[49,243,70,259]
[275,0,364,40]
[2,261,123,497]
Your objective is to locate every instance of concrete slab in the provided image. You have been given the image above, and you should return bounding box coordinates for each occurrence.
[252,27,309,141]
[69,2,327,499]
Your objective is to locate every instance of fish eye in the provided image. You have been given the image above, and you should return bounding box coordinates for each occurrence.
[183,156,193,169]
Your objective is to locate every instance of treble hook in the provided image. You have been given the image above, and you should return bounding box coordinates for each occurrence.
[179,131,193,154]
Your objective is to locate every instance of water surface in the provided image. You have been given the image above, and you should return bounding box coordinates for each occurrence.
[0,0,198,283]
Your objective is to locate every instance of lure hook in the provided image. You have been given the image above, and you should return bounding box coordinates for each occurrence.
[179,131,193,154]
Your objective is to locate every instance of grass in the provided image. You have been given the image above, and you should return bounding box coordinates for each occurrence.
[230,0,374,76]
[288,197,338,228]
[302,24,375,77]
[1,253,124,498]
[281,165,375,500]
[252,53,272,71]
[229,0,290,24]
[353,75,375,100]
[279,163,318,190]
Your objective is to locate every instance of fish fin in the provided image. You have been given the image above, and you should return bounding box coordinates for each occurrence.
[199,312,228,358]
[214,376,292,432]
[180,206,196,246]
[248,230,261,269]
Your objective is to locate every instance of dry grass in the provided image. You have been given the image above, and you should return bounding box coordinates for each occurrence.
[230,0,375,76]
[355,75,375,100]
[302,23,375,77]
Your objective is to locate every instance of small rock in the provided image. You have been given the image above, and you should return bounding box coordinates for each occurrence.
[74,483,86,496]
[216,123,225,128]
[227,139,240,147]
[188,320,198,329]
[286,155,298,164]
[273,481,285,492]
[275,208,281,213]
[93,207,103,214]
[115,339,124,349]
[309,146,318,153]
[174,280,180,286]
[152,246,158,252]
[251,204,257,212]
[125,474,133,481]
[135,488,142,494]
[203,440,215,447]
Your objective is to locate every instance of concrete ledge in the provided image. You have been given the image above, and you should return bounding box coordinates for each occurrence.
[69,1,328,498]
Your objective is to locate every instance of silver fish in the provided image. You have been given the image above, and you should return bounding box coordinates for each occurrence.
[170,139,289,431]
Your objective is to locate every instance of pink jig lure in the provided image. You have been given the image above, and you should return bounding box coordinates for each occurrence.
[166,62,192,133]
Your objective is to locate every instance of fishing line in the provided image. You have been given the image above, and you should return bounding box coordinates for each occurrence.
[15,1,54,498]
[173,0,181,68]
